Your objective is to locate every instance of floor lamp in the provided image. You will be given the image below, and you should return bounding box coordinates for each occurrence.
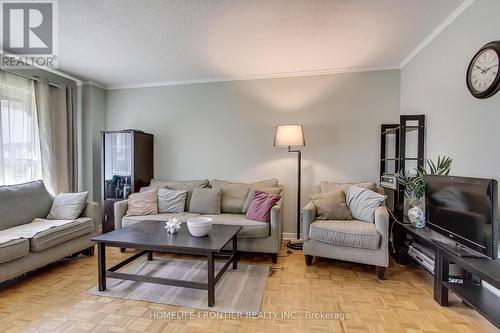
[274,125,305,250]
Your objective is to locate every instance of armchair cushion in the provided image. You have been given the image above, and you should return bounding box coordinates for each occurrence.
[309,190,352,220]
[309,220,381,250]
[346,186,386,223]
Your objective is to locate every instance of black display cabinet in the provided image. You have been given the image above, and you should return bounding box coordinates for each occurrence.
[101,130,153,233]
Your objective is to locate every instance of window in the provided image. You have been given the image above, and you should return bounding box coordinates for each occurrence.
[0,72,42,185]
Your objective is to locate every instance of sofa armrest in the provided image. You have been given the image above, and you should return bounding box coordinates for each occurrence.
[114,199,128,230]
[81,202,101,234]
[269,198,283,240]
[302,201,316,241]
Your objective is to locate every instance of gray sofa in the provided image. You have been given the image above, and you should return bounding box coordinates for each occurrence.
[0,181,101,282]
[302,181,389,279]
[114,179,283,262]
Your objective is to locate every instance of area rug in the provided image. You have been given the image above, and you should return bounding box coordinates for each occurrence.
[88,257,269,313]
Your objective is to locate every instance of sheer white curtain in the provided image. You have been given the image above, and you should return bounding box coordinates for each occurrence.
[0,71,42,185]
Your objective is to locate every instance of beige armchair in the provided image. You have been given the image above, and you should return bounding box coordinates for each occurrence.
[301,182,390,279]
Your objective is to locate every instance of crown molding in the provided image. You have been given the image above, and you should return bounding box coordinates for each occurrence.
[79,80,107,89]
[106,65,399,90]
[400,0,474,68]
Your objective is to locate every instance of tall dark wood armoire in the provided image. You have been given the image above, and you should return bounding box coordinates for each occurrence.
[101,130,153,233]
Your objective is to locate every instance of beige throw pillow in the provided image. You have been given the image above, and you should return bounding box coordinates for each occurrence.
[309,190,352,220]
[211,180,251,213]
[47,191,88,220]
[126,189,158,216]
[189,188,222,214]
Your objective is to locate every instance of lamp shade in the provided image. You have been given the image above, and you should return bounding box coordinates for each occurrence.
[273,125,305,147]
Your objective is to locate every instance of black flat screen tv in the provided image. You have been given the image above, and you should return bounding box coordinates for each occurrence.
[425,175,498,259]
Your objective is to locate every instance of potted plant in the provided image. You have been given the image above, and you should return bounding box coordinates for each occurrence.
[398,156,452,228]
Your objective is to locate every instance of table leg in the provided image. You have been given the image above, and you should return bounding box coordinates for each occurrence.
[147,251,153,261]
[98,242,106,291]
[208,252,215,307]
[232,235,238,270]
[434,248,449,306]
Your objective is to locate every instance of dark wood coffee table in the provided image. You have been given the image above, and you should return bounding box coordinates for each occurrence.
[91,220,242,307]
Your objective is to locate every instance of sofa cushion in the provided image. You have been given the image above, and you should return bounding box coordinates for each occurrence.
[149,179,209,210]
[122,212,201,228]
[319,181,377,194]
[47,191,88,220]
[203,213,270,238]
[309,220,381,249]
[30,217,94,252]
[0,180,53,230]
[189,188,221,214]
[0,238,29,264]
[211,180,251,213]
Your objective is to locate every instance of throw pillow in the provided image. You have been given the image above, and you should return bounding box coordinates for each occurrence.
[211,180,251,213]
[246,191,281,223]
[47,191,88,220]
[242,179,281,213]
[189,188,222,214]
[346,186,387,223]
[309,190,352,220]
[148,179,209,210]
[126,189,158,216]
[157,188,187,213]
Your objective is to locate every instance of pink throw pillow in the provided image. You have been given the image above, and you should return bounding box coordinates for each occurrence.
[246,191,281,223]
[126,189,158,216]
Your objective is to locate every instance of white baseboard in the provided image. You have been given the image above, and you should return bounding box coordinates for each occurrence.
[282,233,302,240]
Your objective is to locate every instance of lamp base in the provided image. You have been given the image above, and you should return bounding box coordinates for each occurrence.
[286,240,303,250]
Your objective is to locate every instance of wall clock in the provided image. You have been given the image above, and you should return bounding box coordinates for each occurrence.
[466,41,500,99]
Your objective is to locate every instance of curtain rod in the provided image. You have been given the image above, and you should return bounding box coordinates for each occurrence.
[1,68,60,88]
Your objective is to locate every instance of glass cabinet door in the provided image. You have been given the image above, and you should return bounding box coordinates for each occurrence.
[103,132,132,200]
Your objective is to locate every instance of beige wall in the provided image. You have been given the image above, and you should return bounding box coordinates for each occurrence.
[106,70,400,234]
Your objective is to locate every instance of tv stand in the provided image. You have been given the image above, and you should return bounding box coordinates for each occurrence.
[392,218,500,329]
[434,242,500,329]
[432,239,486,258]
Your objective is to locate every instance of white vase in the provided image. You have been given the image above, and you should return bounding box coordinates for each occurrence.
[408,205,425,228]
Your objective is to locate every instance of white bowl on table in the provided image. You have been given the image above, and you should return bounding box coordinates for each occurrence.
[187,217,213,237]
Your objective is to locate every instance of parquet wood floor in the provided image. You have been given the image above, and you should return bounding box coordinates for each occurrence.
[0,243,497,333]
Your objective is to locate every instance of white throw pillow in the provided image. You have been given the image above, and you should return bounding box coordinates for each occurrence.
[47,191,88,220]
[346,186,386,223]
[158,188,187,213]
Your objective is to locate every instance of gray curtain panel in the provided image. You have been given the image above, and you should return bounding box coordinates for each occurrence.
[34,81,77,194]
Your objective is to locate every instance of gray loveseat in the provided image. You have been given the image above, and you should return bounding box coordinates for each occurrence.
[114,179,283,262]
[302,181,389,279]
[0,181,101,282]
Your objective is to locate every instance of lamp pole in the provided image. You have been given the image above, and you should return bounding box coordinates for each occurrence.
[287,146,302,250]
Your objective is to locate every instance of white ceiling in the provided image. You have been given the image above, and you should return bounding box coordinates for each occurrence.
[57,0,465,88]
